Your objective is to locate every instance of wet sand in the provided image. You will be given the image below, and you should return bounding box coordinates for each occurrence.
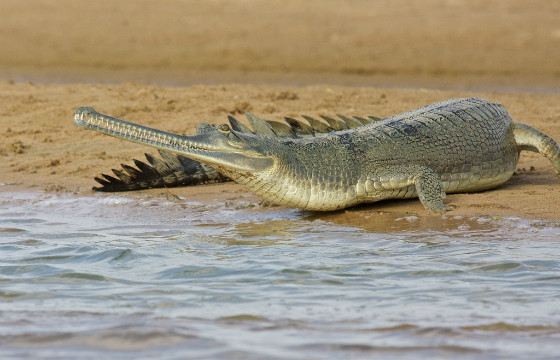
[1,82,559,221]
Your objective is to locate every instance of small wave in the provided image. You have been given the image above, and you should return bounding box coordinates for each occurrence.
[20,248,142,265]
[157,265,230,280]
[295,343,482,355]
[21,255,73,263]
[0,326,214,352]
[74,248,136,263]
[0,290,26,300]
[472,262,524,273]
[14,239,45,246]
[360,322,560,335]
[0,264,63,277]
[460,322,560,333]
[0,227,26,233]
[217,314,268,322]
[57,272,109,281]
[0,218,44,225]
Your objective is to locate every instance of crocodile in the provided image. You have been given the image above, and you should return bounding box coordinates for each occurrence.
[87,111,376,192]
[74,98,560,213]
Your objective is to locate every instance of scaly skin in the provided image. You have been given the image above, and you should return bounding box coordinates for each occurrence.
[74,98,560,213]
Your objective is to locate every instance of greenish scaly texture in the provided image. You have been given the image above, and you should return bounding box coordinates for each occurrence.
[74,98,560,212]
[220,98,518,211]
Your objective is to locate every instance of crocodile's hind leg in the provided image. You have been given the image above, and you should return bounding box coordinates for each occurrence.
[371,165,450,213]
[514,123,560,176]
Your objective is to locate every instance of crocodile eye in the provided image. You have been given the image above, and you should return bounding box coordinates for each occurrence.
[218,124,230,133]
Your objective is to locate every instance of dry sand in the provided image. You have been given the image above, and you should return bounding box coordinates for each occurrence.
[1,0,560,221]
[1,0,559,90]
[1,82,559,220]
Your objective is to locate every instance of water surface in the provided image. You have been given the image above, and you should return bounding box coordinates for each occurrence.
[1,191,559,359]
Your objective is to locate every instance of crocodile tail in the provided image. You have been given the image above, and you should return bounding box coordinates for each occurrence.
[93,149,230,191]
[514,123,560,176]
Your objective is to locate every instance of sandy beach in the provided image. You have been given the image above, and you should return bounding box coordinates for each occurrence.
[1,0,559,90]
[1,0,560,221]
[1,82,559,220]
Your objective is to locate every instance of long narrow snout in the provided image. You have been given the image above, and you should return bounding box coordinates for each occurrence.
[74,107,219,153]
[74,107,273,172]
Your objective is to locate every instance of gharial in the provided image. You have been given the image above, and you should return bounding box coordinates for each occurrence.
[74,98,560,213]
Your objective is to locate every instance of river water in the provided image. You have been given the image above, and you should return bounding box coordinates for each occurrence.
[1,190,559,359]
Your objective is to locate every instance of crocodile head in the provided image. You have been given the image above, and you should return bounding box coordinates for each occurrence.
[74,107,275,177]
[182,122,275,175]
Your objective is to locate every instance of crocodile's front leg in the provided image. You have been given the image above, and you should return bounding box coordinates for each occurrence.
[414,166,450,213]
[365,165,450,213]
